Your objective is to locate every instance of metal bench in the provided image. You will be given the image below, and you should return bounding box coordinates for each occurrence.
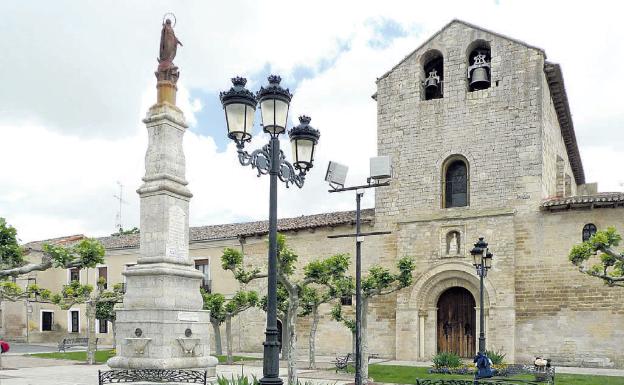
[334,353,354,372]
[98,369,208,384]
[58,337,98,352]
[416,364,555,385]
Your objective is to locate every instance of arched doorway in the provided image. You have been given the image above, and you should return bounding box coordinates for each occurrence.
[437,287,475,357]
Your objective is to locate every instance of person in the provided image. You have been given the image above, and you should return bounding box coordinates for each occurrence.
[474,351,492,379]
[0,339,9,353]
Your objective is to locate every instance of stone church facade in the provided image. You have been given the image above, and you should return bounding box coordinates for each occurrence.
[2,20,623,368]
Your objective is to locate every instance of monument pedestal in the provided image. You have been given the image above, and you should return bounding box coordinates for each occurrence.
[107,70,217,375]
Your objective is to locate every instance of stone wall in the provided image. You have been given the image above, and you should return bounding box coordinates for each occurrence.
[515,208,624,368]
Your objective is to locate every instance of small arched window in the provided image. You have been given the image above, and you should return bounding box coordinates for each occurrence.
[467,40,491,92]
[582,224,597,242]
[422,50,443,100]
[443,157,469,208]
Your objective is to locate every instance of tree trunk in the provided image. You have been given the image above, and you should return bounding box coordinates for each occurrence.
[226,315,233,364]
[361,296,369,385]
[285,292,299,385]
[211,319,223,356]
[352,330,356,357]
[86,300,97,365]
[308,305,319,369]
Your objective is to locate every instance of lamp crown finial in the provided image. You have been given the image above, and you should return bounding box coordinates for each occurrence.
[298,115,311,124]
[268,75,282,85]
[231,77,247,87]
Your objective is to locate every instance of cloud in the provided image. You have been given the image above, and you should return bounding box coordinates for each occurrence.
[1,0,624,243]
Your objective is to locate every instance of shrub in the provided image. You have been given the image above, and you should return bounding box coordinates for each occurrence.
[432,352,463,368]
[485,348,507,365]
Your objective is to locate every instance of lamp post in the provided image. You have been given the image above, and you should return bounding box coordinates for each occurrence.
[470,237,493,354]
[220,75,320,385]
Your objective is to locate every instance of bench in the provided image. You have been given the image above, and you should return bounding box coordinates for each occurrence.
[58,337,98,352]
[416,364,555,385]
[98,369,208,384]
[333,353,382,372]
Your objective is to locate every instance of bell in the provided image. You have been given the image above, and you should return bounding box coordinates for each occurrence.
[424,70,440,92]
[470,67,490,90]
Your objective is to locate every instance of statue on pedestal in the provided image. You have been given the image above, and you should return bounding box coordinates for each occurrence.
[156,16,182,83]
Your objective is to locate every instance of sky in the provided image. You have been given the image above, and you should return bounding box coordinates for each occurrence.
[1,0,623,243]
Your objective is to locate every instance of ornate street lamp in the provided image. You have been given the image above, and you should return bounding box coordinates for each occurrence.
[470,237,493,355]
[220,75,320,385]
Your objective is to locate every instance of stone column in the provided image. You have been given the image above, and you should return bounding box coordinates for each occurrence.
[418,309,427,359]
[108,23,217,373]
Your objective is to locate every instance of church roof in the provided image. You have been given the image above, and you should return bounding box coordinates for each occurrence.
[98,209,375,250]
[541,193,624,211]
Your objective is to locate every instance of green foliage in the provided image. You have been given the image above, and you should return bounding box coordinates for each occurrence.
[224,290,259,314]
[484,348,507,365]
[569,227,624,286]
[29,349,114,364]
[0,217,24,269]
[96,290,122,322]
[0,281,23,297]
[362,256,415,296]
[221,247,262,284]
[112,227,139,236]
[330,303,355,332]
[215,375,259,385]
[53,280,93,308]
[303,253,349,284]
[299,285,322,316]
[202,291,227,324]
[432,352,463,369]
[260,283,289,317]
[72,238,105,268]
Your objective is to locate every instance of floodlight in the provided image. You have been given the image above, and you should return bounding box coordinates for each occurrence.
[325,161,348,188]
[369,156,391,180]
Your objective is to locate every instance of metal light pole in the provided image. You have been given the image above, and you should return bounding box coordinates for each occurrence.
[470,237,493,354]
[220,76,320,385]
[326,158,392,385]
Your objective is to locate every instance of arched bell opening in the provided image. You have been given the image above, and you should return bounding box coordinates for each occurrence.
[422,50,444,100]
[467,40,491,92]
[436,286,476,358]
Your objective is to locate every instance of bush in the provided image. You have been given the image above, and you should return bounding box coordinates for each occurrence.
[485,348,507,365]
[432,352,463,369]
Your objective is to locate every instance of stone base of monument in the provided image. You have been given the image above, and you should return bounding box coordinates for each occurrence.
[107,265,217,377]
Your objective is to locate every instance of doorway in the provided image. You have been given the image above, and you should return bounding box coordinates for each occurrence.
[437,287,475,357]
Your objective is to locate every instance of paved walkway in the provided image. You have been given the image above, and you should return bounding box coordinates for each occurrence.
[1,350,624,384]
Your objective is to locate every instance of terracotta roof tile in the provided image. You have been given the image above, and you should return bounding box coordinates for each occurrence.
[541,193,624,210]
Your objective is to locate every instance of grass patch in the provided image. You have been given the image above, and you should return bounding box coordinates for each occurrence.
[346,364,624,385]
[216,355,258,364]
[28,349,115,364]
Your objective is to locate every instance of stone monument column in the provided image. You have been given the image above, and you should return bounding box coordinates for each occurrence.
[107,18,217,373]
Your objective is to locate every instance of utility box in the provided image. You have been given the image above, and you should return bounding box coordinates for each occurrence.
[370,156,392,180]
[325,161,349,187]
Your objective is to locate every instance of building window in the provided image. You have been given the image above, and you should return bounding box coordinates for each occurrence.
[68,268,80,283]
[467,40,491,91]
[97,319,108,334]
[41,310,54,332]
[194,259,211,293]
[582,224,597,242]
[340,295,353,306]
[97,266,108,289]
[443,157,469,208]
[422,50,443,100]
[68,309,80,333]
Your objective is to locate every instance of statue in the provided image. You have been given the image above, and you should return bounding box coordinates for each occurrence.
[156,16,182,84]
[447,231,459,255]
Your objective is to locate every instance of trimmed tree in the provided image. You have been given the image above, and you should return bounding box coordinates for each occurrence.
[331,256,415,384]
[201,290,259,363]
[299,255,353,369]
[569,226,624,287]
[221,235,350,385]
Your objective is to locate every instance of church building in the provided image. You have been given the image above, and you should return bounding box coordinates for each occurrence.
[2,20,623,368]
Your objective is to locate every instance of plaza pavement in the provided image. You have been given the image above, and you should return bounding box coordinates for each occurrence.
[2,350,624,385]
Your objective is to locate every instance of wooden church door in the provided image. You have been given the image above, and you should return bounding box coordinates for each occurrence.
[437,287,476,357]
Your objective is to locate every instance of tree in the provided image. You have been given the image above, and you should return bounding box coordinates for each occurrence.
[201,290,258,363]
[569,226,624,287]
[299,254,353,369]
[96,282,125,349]
[221,235,350,385]
[331,256,415,384]
[0,218,24,269]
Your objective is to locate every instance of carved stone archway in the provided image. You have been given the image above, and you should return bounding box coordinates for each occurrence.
[395,261,496,360]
